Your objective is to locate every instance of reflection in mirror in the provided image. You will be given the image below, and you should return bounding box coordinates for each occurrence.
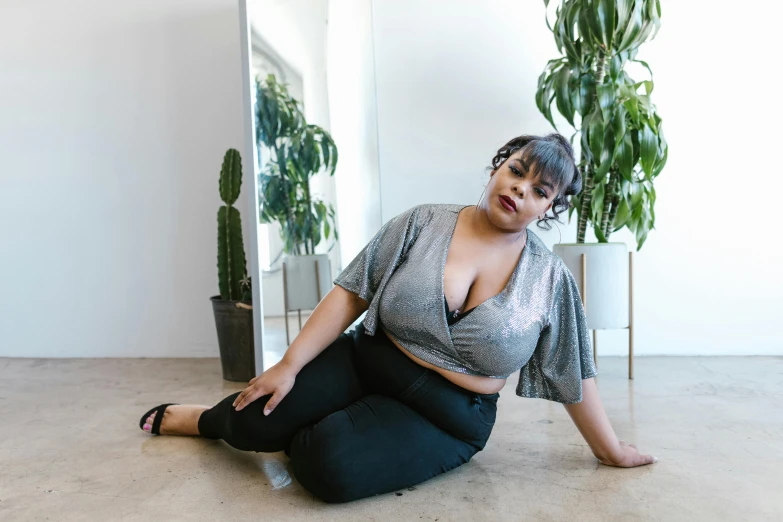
[247,0,372,369]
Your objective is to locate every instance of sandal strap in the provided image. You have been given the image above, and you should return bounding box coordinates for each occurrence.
[150,402,178,435]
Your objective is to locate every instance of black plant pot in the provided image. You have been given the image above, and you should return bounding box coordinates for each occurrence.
[210,296,255,382]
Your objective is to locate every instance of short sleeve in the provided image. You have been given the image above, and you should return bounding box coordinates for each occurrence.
[333,205,423,333]
[516,260,598,404]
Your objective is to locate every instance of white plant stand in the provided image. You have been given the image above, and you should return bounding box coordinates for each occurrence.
[554,244,635,379]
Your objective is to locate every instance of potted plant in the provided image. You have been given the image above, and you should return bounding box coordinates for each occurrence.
[254,74,339,322]
[210,148,255,382]
[535,0,668,376]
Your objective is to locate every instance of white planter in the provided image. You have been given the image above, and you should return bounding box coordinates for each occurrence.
[552,242,629,330]
[282,254,332,311]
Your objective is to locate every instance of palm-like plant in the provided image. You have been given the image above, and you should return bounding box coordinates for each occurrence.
[255,74,339,256]
[536,0,667,250]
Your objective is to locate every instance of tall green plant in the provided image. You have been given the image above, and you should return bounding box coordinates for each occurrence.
[255,74,339,256]
[217,148,250,301]
[536,0,668,250]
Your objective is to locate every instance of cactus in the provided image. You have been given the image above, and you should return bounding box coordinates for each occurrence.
[217,148,248,301]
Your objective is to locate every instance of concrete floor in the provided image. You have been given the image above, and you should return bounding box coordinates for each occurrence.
[0,355,781,522]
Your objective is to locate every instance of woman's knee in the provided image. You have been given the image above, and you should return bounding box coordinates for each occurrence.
[288,424,365,503]
[222,395,292,452]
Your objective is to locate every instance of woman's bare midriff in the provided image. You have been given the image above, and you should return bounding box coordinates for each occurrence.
[381,328,506,395]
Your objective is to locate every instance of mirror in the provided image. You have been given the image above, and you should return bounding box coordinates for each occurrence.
[242,0,388,370]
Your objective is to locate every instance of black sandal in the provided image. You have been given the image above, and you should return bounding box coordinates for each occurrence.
[138,403,178,435]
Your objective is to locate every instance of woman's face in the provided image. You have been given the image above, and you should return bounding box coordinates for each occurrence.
[483,150,557,233]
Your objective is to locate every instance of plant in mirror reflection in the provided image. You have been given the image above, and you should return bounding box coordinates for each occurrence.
[255,74,340,256]
[536,0,668,250]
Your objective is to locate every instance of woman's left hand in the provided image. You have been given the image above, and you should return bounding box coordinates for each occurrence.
[597,440,658,467]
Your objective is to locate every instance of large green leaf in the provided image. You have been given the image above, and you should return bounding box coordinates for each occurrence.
[596,0,615,51]
[594,222,608,242]
[640,124,657,178]
[575,73,596,117]
[617,0,644,52]
[617,132,634,181]
[558,8,581,65]
[653,142,668,178]
[636,227,648,250]
[597,117,616,177]
[631,128,641,167]
[586,110,605,162]
[635,80,654,95]
[609,54,623,81]
[616,0,634,31]
[612,104,627,151]
[535,70,557,129]
[612,197,630,230]
[624,95,640,124]
[578,6,594,49]
[597,83,615,121]
[585,2,604,48]
[555,66,575,126]
[649,0,663,40]
[630,182,643,208]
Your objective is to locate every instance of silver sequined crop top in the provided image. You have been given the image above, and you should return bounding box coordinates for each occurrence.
[333,203,598,404]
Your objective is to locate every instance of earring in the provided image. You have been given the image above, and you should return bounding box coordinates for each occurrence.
[476,184,488,208]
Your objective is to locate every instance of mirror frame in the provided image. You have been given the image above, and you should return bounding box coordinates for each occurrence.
[237,0,266,375]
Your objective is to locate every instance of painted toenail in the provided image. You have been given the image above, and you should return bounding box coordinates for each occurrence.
[143,424,151,431]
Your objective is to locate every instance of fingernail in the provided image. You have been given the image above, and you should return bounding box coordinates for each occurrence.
[263,410,270,416]
[653,456,659,463]
[143,424,151,431]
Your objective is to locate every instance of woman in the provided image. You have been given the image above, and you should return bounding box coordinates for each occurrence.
[139,133,656,503]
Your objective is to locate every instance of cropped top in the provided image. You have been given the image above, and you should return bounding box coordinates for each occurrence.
[333,203,598,404]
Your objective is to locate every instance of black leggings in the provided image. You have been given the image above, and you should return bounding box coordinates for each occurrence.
[197,322,499,503]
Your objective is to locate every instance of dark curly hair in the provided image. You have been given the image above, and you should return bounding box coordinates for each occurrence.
[487,133,582,231]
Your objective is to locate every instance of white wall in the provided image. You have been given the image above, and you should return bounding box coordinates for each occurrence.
[370,0,783,356]
[0,0,247,357]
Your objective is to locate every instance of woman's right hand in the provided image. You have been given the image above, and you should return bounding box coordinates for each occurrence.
[232,360,297,415]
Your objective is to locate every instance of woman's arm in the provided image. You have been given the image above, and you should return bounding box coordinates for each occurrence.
[232,285,368,412]
[280,285,369,373]
[563,377,657,467]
